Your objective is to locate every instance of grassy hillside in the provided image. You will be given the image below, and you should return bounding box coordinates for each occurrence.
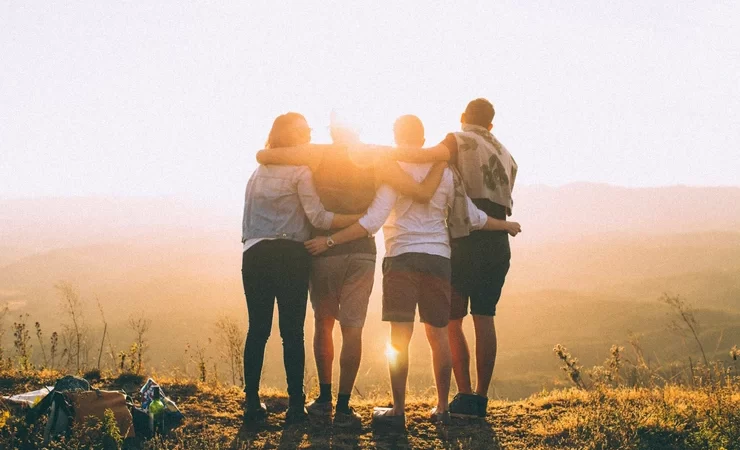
[1,371,739,449]
[1,231,739,400]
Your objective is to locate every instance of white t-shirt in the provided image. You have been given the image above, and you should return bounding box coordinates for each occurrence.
[242,237,276,253]
[357,165,487,259]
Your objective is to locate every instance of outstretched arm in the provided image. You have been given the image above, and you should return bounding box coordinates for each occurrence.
[375,160,446,203]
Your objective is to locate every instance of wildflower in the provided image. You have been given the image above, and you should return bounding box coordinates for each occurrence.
[553,344,587,390]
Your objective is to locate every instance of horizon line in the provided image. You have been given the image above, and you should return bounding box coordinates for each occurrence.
[2,182,740,202]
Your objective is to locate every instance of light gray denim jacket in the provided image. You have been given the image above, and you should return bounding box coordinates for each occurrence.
[241,165,335,243]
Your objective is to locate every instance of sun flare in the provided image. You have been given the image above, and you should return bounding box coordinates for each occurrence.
[384,342,399,364]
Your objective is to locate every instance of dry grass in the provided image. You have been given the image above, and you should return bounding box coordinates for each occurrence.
[1,371,739,449]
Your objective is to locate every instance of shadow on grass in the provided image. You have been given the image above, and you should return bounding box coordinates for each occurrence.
[369,417,501,449]
[230,415,366,449]
[228,402,500,450]
[329,432,362,449]
[446,418,502,450]
[368,423,408,449]
[229,396,363,449]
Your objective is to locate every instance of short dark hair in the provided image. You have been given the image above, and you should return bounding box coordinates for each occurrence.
[464,98,495,127]
[393,115,425,146]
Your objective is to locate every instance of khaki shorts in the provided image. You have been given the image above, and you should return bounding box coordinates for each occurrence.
[309,253,376,328]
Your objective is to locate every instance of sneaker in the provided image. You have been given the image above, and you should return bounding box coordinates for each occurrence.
[371,407,405,429]
[306,399,333,417]
[475,395,489,418]
[449,393,480,418]
[430,407,451,425]
[285,405,308,425]
[243,402,267,423]
[334,406,362,428]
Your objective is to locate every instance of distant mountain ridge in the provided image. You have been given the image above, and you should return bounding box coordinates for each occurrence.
[513,183,740,242]
[2,183,739,250]
[0,196,237,262]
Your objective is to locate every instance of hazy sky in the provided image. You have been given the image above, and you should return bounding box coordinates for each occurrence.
[2,1,739,205]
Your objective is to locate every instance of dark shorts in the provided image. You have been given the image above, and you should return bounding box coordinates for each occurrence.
[382,252,451,328]
[450,231,511,319]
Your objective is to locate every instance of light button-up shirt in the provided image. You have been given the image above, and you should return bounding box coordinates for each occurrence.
[242,165,335,252]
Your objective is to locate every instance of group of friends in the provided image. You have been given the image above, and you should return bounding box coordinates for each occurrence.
[240,98,521,429]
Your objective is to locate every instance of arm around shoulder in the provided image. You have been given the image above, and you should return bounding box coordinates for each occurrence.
[295,167,335,230]
[387,142,451,164]
[256,144,332,170]
[304,185,395,256]
[304,222,369,256]
[376,160,446,203]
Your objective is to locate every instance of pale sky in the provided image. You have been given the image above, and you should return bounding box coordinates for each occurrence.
[2,1,739,206]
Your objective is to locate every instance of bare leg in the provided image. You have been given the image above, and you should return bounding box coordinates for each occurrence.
[388,322,413,416]
[313,317,336,385]
[338,325,363,395]
[472,315,497,397]
[425,323,452,412]
[448,318,473,394]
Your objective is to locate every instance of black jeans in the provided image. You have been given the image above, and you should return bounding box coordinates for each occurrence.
[242,239,310,406]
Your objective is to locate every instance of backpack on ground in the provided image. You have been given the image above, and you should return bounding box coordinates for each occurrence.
[26,375,91,425]
[44,389,135,443]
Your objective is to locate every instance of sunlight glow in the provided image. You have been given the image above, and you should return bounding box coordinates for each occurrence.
[385,342,399,364]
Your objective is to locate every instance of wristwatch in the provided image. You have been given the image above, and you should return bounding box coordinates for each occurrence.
[326,235,336,248]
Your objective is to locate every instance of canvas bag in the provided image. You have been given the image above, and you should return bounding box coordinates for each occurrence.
[44,390,135,442]
[27,375,90,425]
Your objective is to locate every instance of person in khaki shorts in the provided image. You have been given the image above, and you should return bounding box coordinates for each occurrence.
[255,117,445,427]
